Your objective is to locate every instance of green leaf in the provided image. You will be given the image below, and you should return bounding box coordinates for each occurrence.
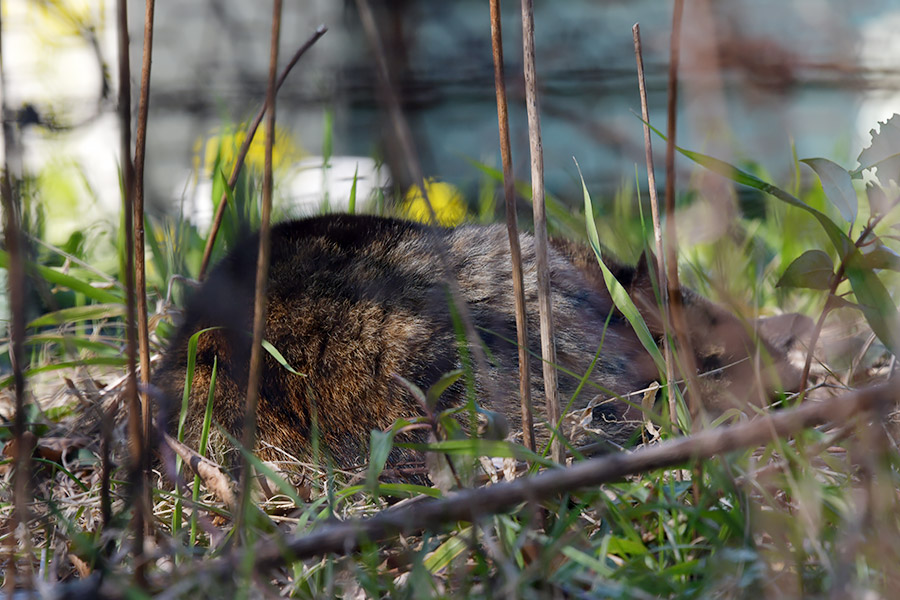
[178,327,221,443]
[213,166,236,214]
[645,123,854,260]
[4,334,119,356]
[393,373,428,407]
[0,357,128,389]
[0,251,121,304]
[801,158,858,224]
[261,339,304,376]
[776,250,834,290]
[859,243,900,272]
[561,545,614,576]
[366,429,395,491]
[825,295,861,312]
[425,529,471,574]
[574,158,665,373]
[425,369,463,412]
[27,303,125,329]
[845,254,900,356]
[348,164,359,215]
[400,438,557,468]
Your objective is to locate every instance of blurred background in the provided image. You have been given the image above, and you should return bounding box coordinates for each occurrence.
[3,0,900,244]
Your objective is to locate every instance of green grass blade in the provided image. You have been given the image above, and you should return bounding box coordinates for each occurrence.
[400,438,557,469]
[348,164,359,215]
[643,122,854,259]
[261,339,304,376]
[0,357,128,388]
[27,303,125,329]
[574,159,665,373]
[0,251,122,304]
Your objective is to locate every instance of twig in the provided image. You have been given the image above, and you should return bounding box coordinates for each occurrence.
[633,23,676,433]
[661,0,702,499]
[133,0,156,495]
[798,215,884,395]
[519,0,562,464]
[237,0,281,530]
[490,0,534,452]
[164,433,238,512]
[198,26,328,280]
[662,0,701,420]
[0,62,32,593]
[116,0,146,585]
[200,381,895,572]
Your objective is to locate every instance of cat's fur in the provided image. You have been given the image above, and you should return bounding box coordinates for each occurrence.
[152,214,804,468]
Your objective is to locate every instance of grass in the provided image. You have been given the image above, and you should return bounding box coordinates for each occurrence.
[3,3,900,596]
[2,142,899,597]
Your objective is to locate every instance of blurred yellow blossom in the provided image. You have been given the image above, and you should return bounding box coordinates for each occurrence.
[401,178,467,226]
[194,123,303,179]
[30,0,101,42]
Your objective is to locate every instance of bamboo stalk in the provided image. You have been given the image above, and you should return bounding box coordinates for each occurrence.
[490,0,535,452]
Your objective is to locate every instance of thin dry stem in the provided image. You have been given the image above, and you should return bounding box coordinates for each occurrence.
[519,0,563,464]
[1,148,31,594]
[202,380,895,571]
[116,0,146,585]
[133,0,156,489]
[633,23,677,432]
[198,26,328,280]
[0,3,32,586]
[490,0,534,452]
[164,434,238,512]
[237,0,282,529]
[662,0,701,420]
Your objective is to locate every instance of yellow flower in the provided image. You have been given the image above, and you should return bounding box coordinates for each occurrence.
[30,0,99,42]
[194,123,302,178]
[401,179,468,226]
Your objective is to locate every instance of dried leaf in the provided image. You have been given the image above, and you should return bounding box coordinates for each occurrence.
[858,113,900,184]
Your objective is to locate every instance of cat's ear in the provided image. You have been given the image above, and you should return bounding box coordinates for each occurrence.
[627,250,666,335]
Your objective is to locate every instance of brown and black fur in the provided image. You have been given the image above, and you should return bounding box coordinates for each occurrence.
[152,214,803,469]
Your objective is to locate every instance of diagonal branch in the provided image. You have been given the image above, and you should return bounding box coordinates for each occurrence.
[198,26,328,279]
[199,381,895,574]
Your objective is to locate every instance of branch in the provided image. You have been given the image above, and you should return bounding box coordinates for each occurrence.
[203,381,894,574]
[198,25,328,279]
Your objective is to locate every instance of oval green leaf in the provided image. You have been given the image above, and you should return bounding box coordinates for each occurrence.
[801,158,858,224]
[776,250,834,290]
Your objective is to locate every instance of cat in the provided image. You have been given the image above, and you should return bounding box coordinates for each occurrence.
[152,214,806,470]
